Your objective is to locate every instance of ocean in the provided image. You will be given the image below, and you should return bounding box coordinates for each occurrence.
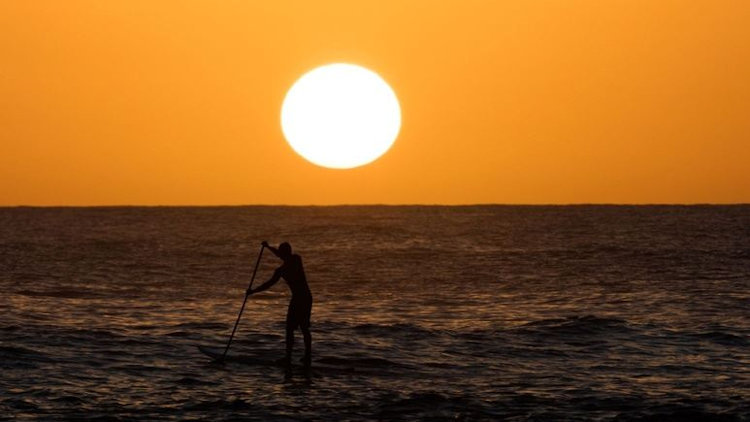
[1,206,748,421]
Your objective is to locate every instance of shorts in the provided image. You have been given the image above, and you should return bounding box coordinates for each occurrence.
[286,295,312,330]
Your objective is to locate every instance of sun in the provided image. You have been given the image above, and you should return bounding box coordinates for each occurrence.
[281,63,401,169]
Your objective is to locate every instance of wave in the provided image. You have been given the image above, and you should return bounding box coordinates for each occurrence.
[375,392,493,420]
[0,324,22,332]
[50,395,85,405]
[110,363,172,374]
[346,322,435,337]
[173,322,228,330]
[612,408,744,422]
[175,377,219,386]
[316,355,408,369]
[165,331,194,337]
[515,315,631,336]
[0,345,52,361]
[690,331,748,347]
[1,398,40,411]
[15,288,106,299]
[183,398,254,412]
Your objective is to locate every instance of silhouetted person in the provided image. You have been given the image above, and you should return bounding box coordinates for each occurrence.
[248,241,313,367]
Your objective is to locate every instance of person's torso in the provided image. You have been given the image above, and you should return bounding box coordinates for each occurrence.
[280,255,311,299]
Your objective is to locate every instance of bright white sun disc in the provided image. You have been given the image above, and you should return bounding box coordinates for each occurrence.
[281,63,401,169]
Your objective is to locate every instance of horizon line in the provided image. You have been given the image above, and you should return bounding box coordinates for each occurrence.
[1,203,748,208]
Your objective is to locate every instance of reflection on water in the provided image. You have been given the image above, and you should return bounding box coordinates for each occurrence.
[1,206,749,421]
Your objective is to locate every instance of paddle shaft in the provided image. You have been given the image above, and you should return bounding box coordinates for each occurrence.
[222,245,265,361]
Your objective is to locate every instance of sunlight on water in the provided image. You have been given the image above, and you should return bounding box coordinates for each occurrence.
[1,206,748,421]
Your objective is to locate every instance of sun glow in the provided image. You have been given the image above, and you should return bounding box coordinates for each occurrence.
[281,64,401,169]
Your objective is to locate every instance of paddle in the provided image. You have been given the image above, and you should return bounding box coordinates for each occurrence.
[220,244,265,362]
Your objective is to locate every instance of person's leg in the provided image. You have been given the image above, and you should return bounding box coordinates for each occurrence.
[300,297,312,365]
[285,327,294,361]
[283,302,296,364]
[301,327,311,364]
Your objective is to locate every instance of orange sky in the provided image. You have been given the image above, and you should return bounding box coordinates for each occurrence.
[1,1,748,205]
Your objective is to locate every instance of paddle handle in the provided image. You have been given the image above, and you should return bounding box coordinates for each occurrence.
[221,244,265,361]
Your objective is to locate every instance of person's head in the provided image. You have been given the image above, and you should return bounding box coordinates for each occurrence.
[278,242,292,259]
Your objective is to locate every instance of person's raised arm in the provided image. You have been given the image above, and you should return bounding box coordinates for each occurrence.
[262,241,281,258]
[247,267,281,296]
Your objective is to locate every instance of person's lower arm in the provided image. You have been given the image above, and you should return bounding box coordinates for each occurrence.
[248,278,276,295]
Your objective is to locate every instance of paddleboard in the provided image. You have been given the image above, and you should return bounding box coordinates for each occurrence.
[198,345,288,366]
[197,345,357,373]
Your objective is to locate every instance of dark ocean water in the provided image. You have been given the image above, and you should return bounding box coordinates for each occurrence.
[1,206,748,421]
